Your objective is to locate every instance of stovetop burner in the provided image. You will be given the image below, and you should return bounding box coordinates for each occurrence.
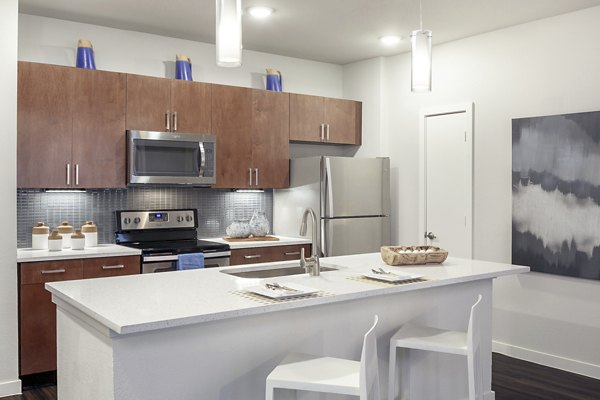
[122,239,229,255]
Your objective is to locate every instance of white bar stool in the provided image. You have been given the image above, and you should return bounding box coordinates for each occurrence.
[388,294,483,400]
[265,315,380,400]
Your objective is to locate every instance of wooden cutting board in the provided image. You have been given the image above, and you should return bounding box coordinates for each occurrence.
[223,235,280,242]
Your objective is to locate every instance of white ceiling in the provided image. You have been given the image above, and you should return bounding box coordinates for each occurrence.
[19,0,600,65]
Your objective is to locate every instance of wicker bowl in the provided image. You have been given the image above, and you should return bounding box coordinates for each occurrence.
[381,245,448,266]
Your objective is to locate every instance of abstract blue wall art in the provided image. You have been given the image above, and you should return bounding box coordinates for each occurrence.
[512,111,600,280]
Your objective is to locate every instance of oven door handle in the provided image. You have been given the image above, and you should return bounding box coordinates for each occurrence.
[143,255,178,262]
[143,251,231,262]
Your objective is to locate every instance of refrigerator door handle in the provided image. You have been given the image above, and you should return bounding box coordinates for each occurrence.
[323,157,334,217]
[321,218,332,257]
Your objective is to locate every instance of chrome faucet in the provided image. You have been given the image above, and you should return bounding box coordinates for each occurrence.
[299,208,320,276]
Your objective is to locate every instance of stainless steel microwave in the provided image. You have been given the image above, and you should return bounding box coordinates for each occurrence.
[127,130,216,186]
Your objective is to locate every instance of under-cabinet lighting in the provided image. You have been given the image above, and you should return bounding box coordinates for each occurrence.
[234,189,265,193]
[45,189,87,193]
[216,0,242,67]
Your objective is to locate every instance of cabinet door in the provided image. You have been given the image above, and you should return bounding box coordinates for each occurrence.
[126,74,171,131]
[171,80,211,133]
[83,256,140,278]
[252,90,289,189]
[19,259,83,375]
[289,93,324,142]
[211,84,253,188]
[17,62,74,188]
[324,98,362,145]
[72,69,127,188]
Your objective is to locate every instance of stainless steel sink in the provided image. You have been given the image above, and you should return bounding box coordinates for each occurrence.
[222,264,339,279]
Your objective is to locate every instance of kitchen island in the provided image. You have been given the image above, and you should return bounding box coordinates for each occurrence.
[46,253,528,400]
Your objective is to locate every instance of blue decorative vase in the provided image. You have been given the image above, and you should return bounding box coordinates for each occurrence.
[265,68,282,92]
[176,55,193,81]
[76,40,96,70]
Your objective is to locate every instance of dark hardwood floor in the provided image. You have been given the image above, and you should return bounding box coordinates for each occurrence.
[492,353,600,400]
[7,353,599,399]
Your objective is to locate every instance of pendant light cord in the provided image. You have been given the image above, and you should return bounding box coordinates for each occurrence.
[419,0,423,31]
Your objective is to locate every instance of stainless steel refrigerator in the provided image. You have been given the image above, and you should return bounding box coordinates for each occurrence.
[274,156,391,257]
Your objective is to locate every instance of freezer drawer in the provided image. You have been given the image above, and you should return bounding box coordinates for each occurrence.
[321,216,390,257]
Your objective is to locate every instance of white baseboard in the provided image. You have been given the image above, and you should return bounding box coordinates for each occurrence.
[0,379,22,397]
[493,340,600,379]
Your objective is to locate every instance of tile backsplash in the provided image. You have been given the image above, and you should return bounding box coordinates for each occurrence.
[17,188,273,248]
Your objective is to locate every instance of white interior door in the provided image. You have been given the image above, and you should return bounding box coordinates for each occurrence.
[419,104,473,258]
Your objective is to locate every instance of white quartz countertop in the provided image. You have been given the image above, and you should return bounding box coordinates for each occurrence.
[18,244,141,263]
[205,235,311,249]
[46,253,529,335]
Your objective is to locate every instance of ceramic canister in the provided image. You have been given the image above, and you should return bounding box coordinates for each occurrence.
[32,222,49,250]
[81,220,98,247]
[76,39,96,70]
[71,229,86,250]
[48,230,63,252]
[175,54,193,81]
[57,222,74,248]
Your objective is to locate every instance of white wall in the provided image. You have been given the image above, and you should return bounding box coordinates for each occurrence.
[0,0,20,397]
[375,6,600,378]
[18,14,343,98]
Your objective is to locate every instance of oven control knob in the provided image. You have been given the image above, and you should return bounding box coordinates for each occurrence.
[133,217,141,224]
[177,216,184,223]
[185,215,193,222]
[123,217,131,225]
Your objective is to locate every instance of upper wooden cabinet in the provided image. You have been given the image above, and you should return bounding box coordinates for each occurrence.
[17,62,127,188]
[126,74,211,133]
[212,85,289,189]
[290,94,362,145]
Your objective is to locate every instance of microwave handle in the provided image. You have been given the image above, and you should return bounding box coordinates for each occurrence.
[198,143,206,176]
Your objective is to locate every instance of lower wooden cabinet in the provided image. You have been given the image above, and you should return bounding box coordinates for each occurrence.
[18,255,140,376]
[230,244,311,266]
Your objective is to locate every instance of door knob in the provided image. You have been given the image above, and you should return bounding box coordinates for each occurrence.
[425,231,437,240]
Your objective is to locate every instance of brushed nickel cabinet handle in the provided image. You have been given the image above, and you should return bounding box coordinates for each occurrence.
[102,264,125,270]
[326,124,330,141]
[255,168,259,187]
[284,252,300,256]
[166,111,171,131]
[249,168,253,187]
[320,124,324,141]
[75,164,79,186]
[41,269,66,275]
[66,163,70,185]
[173,111,178,131]
[243,255,262,259]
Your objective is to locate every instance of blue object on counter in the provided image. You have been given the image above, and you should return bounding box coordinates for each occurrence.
[176,253,204,270]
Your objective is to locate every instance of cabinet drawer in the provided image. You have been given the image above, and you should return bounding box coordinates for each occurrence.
[231,247,271,265]
[230,244,312,266]
[20,259,83,285]
[268,244,311,262]
[83,256,140,279]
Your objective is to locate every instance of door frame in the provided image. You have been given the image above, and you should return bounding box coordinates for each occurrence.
[418,103,474,257]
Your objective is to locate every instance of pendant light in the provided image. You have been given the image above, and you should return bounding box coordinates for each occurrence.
[216,0,242,67]
[410,0,432,92]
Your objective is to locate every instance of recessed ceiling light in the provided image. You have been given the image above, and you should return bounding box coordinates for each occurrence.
[248,6,274,18]
[379,35,401,46]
